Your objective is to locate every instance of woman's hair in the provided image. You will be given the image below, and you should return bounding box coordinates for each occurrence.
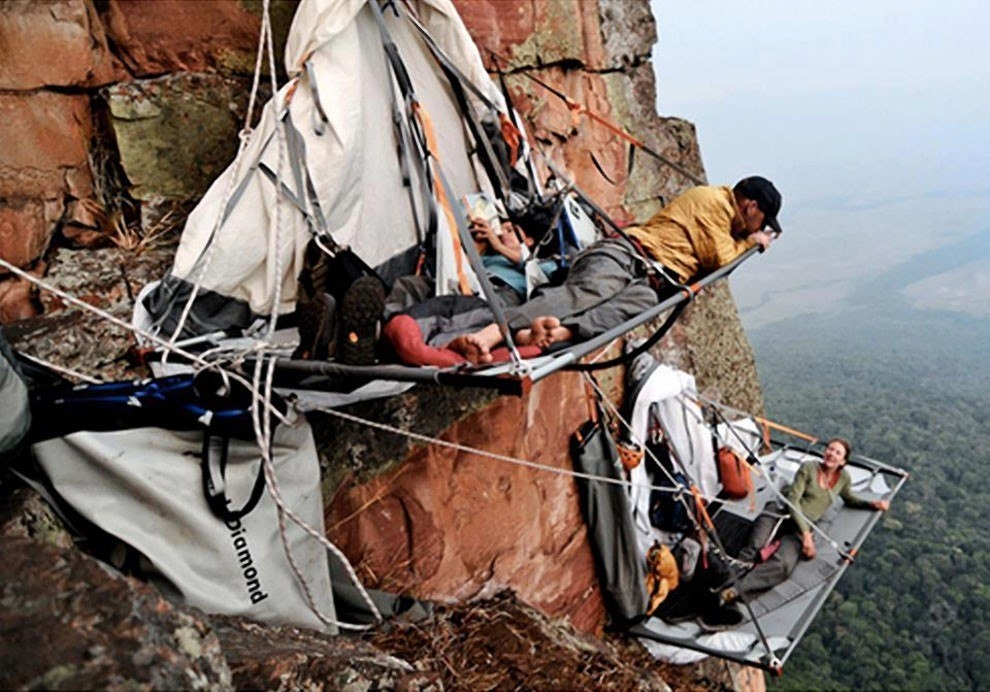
[827,437,852,462]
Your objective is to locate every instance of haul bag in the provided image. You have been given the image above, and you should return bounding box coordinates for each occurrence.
[571,415,649,622]
[31,417,337,632]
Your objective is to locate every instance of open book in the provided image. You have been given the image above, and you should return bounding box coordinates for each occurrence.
[463,192,503,236]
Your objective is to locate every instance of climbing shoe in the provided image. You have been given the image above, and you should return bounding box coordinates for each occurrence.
[656,594,699,624]
[338,276,386,365]
[697,604,744,632]
[294,292,337,361]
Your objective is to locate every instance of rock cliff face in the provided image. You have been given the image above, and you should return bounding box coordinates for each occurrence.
[0,1,765,688]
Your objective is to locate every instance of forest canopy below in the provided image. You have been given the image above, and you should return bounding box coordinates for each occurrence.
[752,305,990,691]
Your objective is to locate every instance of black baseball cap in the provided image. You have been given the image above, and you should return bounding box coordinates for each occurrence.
[734,176,783,234]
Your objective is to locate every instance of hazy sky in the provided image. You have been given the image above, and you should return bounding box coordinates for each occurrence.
[649,1,990,328]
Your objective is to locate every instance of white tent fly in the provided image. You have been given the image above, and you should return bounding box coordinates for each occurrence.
[143,0,515,339]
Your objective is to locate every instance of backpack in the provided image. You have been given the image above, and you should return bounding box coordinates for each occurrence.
[30,371,287,521]
[716,446,754,500]
[644,405,693,533]
[648,470,693,533]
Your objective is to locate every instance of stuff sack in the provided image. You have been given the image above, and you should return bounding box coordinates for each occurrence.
[571,414,649,623]
[644,540,680,615]
[716,446,754,500]
[31,416,337,632]
[643,406,693,533]
[648,470,693,533]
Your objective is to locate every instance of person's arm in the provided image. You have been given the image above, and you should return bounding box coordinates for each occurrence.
[689,199,756,270]
[838,471,890,511]
[785,464,817,558]
[471,219,524,264]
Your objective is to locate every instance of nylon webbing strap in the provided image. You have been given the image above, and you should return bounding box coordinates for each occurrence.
[499,58,706,187]
[493,54,540,196]
[399,2,512,199]
[282,111,340,250]
[437,58,511,200]
[411,102,473,295]
[369,0,437,254]
[400,3,500,111]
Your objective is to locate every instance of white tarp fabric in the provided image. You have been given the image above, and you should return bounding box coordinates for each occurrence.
[714,416,763,458]
[152,0,506,333]
[625,364,719,558]
[32,417,338,632]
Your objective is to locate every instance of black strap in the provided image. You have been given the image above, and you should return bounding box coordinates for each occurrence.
[369,0,437,255]
[200,433,268,521]
[590,150,621,186]
[566,298,689,372]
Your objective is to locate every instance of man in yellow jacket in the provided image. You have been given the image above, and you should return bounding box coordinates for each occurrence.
[448,176,781,363]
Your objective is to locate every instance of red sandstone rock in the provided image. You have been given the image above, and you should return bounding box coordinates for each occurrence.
[0,272,41,322]
[0,0,123,90]
[326,371,609,633]
[457,0,608,71]
[0,93,93,200]
[101,0,266,76]
[0,201,55,269]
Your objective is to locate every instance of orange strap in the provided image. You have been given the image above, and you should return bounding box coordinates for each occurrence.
[563,97,648,151]
[411,101,473,295]
[690,485,715,533]
[753,415,819,444]
[581,377,599,423]
[759,419,772,454]
[498,113,521,166]
[688,485,712,568]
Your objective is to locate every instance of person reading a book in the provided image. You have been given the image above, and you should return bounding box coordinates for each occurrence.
[447,176,782,363]
[468,213,556,306]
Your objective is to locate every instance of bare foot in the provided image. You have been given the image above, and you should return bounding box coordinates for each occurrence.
[515,328,535,345]
[527,316,559,344]
[446,334,494,364]
[539,325,574,348]
[527,316,573,348]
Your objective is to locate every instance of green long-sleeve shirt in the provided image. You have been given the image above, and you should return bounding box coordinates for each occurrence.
[785,461,874,534]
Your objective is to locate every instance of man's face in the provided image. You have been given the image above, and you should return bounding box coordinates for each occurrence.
[739,198,766,233]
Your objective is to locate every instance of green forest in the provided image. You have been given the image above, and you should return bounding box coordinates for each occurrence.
[752,306,990,691]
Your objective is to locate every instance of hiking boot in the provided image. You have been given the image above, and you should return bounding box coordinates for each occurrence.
[697,604,744,632]
[294,292,337,361]
[338,276,386,365]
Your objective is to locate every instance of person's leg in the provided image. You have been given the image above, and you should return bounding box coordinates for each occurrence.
[738,511,783,563]
[734,533,802,600]
[504,244,641,331]
[449,240,655,361]
[560,280,657,341]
